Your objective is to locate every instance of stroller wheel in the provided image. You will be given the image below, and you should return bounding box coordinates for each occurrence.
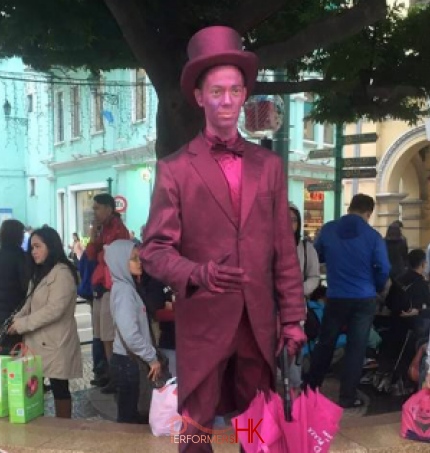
[376,374,392,393]
[360,371,375,385]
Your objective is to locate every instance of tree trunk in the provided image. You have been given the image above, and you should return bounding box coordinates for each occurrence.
[155,85,204,159]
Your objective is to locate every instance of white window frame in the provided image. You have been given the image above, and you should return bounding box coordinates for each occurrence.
[303,92,316,142]
[131,69,147,123]
[54,90,65,144]
[91,85,104,134]
[29,178,36,197]
[27,94,33,113]
[56,189,66,243]
[67,182,108,241]
[71,85,81,139]
[323,122,334,145]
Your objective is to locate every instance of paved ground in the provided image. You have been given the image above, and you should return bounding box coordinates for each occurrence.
[70,300,407,422]
[47,334,406,423]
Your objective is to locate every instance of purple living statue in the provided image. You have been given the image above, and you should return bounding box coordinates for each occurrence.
[141,26,306,452]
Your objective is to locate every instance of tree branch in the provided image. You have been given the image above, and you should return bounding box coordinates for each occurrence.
[254,79,340,95]
[255,0,387,67]
[225,0,288,34]
[254,80,425,101]
[367,85,425,100]
[103,0,170,88]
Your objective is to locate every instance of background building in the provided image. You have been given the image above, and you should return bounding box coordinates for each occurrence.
[0,63,157,245]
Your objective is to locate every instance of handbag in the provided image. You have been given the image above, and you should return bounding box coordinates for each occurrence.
[0,287,37,348]
[149,377,180,436]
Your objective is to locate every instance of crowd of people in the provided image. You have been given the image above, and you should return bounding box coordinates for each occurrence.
[1,24,430,453]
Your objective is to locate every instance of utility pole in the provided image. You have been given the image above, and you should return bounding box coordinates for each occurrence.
[273,71,290,176]
[334,123,343,219]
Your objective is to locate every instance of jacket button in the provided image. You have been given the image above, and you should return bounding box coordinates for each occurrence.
[42,342,46,346]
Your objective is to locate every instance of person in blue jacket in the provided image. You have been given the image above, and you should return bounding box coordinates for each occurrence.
[306,193,390,408]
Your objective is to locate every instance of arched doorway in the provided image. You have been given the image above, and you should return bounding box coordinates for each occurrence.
[376,124,430,249]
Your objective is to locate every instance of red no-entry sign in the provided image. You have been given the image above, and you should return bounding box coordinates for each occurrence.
[114,195,128,213]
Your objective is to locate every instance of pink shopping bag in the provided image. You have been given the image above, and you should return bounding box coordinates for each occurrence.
[149,378,181,436]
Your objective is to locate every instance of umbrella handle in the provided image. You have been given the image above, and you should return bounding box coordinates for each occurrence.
[280,346,292,421]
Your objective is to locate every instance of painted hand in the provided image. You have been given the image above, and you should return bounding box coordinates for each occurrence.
[190,259,249,293]
[276,323,306,357]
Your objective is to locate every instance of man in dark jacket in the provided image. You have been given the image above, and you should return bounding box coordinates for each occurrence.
[306,194,390,408]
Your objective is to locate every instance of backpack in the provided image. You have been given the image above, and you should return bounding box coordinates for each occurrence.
[77,251,97,300]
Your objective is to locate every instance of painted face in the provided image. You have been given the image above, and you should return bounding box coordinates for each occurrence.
[129,247,142,277]
[290,210,299,233]
[194,65,246,139]
[31,235,49,264]
[92,201,112,224]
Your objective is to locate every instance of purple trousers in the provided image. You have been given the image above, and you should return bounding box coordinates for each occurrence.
[178,309,272,453]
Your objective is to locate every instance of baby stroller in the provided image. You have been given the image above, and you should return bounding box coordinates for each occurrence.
[372,328,416,395]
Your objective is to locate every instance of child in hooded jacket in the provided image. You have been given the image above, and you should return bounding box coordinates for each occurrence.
[104,239,160,423]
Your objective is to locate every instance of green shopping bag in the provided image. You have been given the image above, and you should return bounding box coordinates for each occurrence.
[7,354,44,423]
[0,356,12,417]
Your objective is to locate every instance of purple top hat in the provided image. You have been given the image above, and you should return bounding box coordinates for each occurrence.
[180,26,259,107]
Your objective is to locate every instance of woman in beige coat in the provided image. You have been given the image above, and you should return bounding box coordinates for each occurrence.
[8,227,82,418]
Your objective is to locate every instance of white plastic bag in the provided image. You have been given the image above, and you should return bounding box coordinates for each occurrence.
[149,377,181,436]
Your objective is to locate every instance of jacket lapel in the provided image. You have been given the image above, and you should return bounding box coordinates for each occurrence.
[188,135,238,228]
[241,143,264,230]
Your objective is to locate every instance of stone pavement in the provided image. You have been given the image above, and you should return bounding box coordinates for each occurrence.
[2,411,430,452]
[2,345,429,452]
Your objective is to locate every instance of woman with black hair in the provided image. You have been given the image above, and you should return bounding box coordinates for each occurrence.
[0,219,28,354]
[8,227,82,418]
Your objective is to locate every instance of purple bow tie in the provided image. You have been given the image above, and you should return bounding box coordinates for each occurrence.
[204,132,245,157]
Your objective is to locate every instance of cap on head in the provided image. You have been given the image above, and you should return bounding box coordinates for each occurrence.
[180,26,259,107]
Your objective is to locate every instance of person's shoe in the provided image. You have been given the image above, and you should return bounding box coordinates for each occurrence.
[339,397,365,409]
[90,375,109,387]
[363,358,378,370]
[100,380,117,394]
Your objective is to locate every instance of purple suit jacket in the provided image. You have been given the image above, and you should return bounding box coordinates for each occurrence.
[141,133,305,411]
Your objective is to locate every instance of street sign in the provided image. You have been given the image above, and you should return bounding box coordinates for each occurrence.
[114,195,128,213]
[307,181,335,192]
[308,148,334,159]
[342,157,378,168]
[342,168,377,179]
[342,133,378,145]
